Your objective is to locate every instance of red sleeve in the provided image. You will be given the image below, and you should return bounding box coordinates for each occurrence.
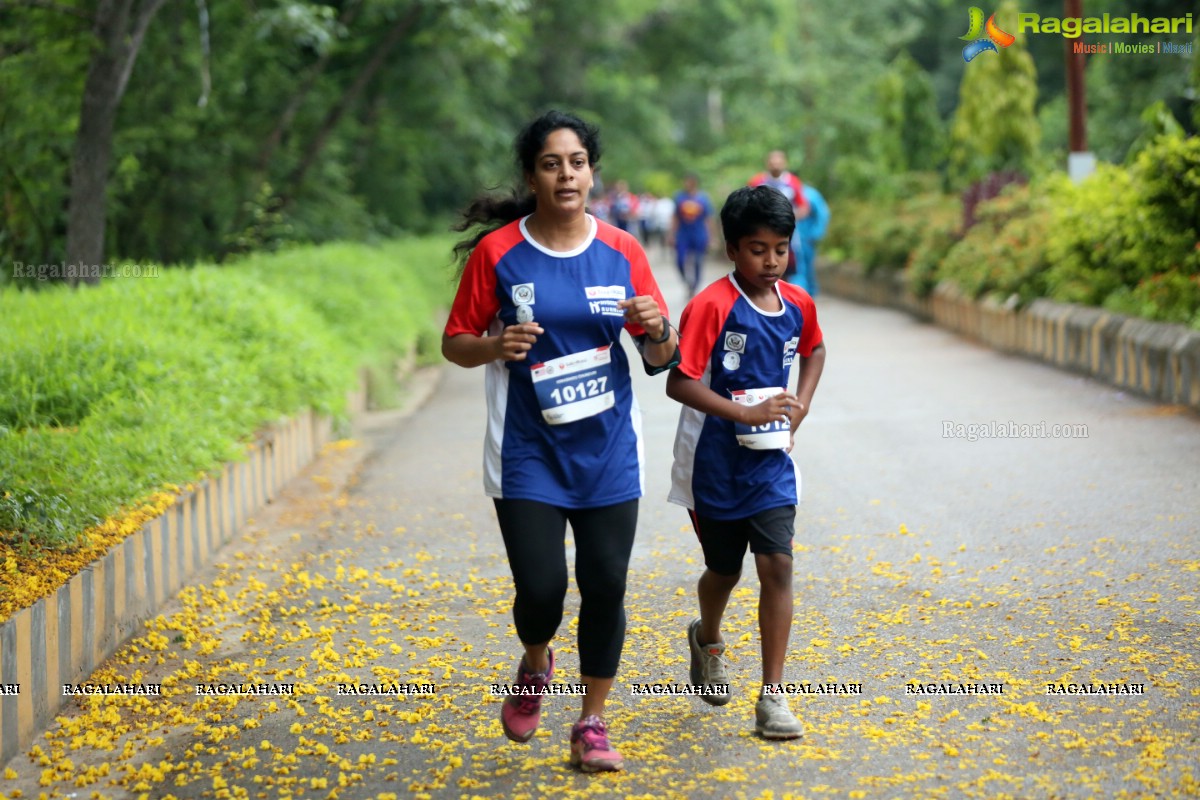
[782,284,823,357]
[596,222,671,337]
[789,175,811,214]
[626,247,671,337]
[444,237,501,337]
[675,289,729,380]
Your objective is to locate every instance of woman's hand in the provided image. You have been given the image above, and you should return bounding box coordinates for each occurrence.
[493,322,544,362]
[617,296,665,339]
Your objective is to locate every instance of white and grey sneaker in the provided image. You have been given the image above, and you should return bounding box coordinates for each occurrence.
[755,693,804,739]
[686,618,731,706]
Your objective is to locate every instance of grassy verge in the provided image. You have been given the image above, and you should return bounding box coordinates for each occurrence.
[0,236,454,618]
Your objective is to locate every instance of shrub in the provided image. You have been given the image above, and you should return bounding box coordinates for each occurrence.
[905,215,963,299]
[1105,271,1200,328]
[1045,134,1200,324]
[0,237,454,550]
[837,134,1199,330]
[936,184,1050,303]
[1043,166,1143,305]
[826,193,959,276]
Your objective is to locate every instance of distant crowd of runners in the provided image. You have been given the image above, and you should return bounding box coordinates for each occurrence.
[588,150,830,301]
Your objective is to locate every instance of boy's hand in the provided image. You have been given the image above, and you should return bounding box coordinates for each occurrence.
[788,400,809,427]
[618,296,666,340]
[739,392,800,427]
[492,322,543,362]
[785,400,810,453]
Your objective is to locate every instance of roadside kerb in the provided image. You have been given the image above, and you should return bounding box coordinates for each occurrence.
[0,361,392,764]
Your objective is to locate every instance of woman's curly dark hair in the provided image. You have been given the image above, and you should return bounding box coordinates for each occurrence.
[451,110,602,275]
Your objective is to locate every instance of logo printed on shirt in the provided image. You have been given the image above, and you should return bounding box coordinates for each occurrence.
[724,332,747,354]
[512,283,535,305]
[585,284,627,317]
[585,285,627,300]
[783,336,800,367]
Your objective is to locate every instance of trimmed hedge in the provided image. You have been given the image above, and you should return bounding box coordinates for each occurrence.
[824,134,1200,329]
[0,237,454,550]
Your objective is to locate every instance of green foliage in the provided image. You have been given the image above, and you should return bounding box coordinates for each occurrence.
[1134,133,1200,249]
[1127,101,1186,164]
[905,212,964,299]
[948,0,1041,188]
[1045,134,1200,297]
[936,185,1051,302]
[875,52,945,179]
[840,50,947,201]
[825,193,960,276]
[0,237,454,549]
[1195,20,1200,130]
[0,15,88,266]
[1040,167,1137,305]
[854,134,1200,328]
[1043,134,1200,324]
[1,0,1192,267]
[1086,32,1195,165]
[1104,272,1200,328]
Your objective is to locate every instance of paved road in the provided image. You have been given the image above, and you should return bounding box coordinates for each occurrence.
[4,246,1199,799]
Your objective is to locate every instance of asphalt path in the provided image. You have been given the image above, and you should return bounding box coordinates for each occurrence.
[3,244,1198,799]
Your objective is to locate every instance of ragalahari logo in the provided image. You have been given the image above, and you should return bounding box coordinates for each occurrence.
[961,7,1016,62]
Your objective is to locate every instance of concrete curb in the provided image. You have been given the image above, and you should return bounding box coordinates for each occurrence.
[820,261,1200,411]
[0,366,383,764]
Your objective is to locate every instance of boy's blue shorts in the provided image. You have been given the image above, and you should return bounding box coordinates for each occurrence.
[687,505,795,576]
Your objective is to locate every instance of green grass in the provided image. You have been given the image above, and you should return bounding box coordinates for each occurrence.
[0,236,455,550]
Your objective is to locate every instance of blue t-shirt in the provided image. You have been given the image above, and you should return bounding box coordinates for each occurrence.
[673,190,713,244]
[445,215,670,508]
[669,273,822,519]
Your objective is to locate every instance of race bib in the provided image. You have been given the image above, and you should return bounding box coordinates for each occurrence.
[530,346,616,425]
[731,387,790,450]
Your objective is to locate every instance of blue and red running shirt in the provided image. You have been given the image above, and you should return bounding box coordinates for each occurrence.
[444,215,670,508]
[668,274,823,520]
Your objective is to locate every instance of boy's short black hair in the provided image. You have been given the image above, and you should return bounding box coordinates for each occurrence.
[720,185,796,245]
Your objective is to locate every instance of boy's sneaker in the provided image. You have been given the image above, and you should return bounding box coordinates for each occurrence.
[755,693,804,739]
[687,618,731,706]
[569,715,623,772]
[500,648,554,743]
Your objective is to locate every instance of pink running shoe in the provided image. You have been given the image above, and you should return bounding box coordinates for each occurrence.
[500,647,554,743]
[569,715,624,772]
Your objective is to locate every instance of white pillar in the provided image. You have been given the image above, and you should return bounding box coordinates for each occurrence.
[1068,151,1096,183]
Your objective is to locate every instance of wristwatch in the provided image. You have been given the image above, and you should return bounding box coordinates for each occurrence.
[647,317,672,344]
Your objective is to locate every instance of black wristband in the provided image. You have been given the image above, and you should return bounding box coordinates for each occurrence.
[647,316,672,344]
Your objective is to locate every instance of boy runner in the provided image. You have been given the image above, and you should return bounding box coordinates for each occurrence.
[666,185,826,738]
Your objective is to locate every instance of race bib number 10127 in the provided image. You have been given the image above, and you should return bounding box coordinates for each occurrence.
[531,346,616,425]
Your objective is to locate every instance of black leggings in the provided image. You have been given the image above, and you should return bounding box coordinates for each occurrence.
[493,498,638,679]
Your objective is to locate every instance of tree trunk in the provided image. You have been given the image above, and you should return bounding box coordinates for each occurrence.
[64,0,165,285]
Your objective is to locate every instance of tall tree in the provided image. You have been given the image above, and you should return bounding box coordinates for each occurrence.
[947,0,1041,187]
[65,0,166,283]
[0,2,91,268]
[875,51,945,176]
